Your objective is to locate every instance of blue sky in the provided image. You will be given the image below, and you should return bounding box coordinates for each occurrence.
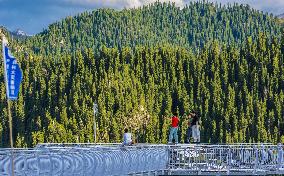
[0,0,283,35]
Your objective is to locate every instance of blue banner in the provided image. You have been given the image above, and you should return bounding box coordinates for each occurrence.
[3,45,23,100]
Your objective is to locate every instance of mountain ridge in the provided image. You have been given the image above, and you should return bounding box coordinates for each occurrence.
[22,2,282,57]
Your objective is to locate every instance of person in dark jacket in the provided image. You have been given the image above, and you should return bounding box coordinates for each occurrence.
[190,111,200,143]
[186,113,193,143]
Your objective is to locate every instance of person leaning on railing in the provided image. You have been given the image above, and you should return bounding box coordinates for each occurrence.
[122,128,134,146]
[186,113,193,143]
[190,110,200,143]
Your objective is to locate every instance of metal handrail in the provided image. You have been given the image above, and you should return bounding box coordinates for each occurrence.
[0,144,169,176]
[167,143,284,175]
[0,143,283,175]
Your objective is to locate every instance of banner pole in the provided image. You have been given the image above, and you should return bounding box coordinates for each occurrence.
[7,99,15,176]
[2,32,15,176]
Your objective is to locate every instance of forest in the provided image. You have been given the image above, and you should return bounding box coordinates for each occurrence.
[0,1,283,147]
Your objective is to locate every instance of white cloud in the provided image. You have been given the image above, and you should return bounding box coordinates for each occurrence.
[185,0,284,15]
[128,0,184,8]
[62,0,284,14]
[64,0,184,8]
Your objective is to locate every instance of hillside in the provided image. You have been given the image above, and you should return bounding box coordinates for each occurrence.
[0,2,283,147]
[23,2,282,56]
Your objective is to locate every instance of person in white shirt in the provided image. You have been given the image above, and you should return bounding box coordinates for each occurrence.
[123,128,133,146]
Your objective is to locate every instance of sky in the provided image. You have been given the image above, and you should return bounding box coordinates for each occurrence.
[0,0,284,35]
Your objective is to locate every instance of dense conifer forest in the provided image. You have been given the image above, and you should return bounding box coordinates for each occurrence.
[0,2,283,147]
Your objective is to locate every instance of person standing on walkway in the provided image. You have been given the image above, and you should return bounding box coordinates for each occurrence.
[186,113,193,143]
[168,112,179,144]
[190,111,200,143]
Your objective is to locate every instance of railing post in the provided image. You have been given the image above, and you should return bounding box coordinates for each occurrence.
[194,145,197,173]
[24,152,28,175]
[178,147,181,169]
[144,147,147,172]
[169,146,173,170]
[197,145,201,175]
[149,147,153,174]
[278,143,283,173]
[81,150,86,176]
[166,146,172,175]
[61,151,64,176]
[10,150,14,176]
[254,145,258,175]
[183,148,186,170]
[261,144,265,166]
[227,146,231,175]
[218,147,222,174]
[188,146,191,170]
[49,152,52,176]
[36,151,40,176]
[204,146,208,171]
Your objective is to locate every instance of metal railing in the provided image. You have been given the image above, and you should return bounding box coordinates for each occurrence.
[0,144,169,176]
[0,143,283,175]
[36,143,122,148]
[167,144,284,175]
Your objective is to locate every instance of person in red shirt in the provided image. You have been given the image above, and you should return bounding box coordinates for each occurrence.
[168,112,179,144]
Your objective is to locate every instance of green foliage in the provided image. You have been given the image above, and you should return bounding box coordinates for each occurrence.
[31,131,44,147]
[0,2,283,147]
[281,136,284,144]
[15,134,27,148]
